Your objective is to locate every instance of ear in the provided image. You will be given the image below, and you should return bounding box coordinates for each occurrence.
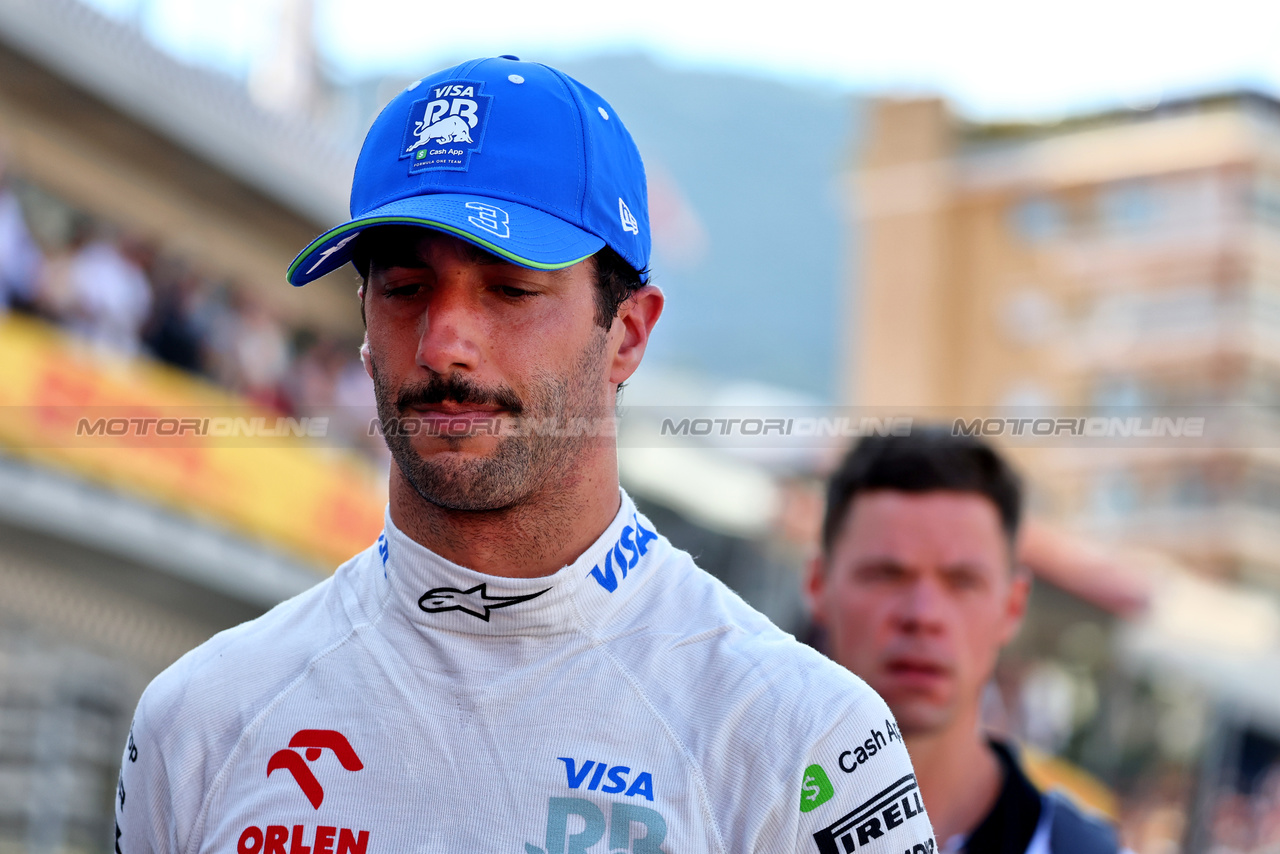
[608,285,664,386]
[1000,564,1032,644]
[805,553,829,626]
[360,331,373,380]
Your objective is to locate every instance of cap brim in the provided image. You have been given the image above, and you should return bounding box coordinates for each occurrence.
[287,194,605,286]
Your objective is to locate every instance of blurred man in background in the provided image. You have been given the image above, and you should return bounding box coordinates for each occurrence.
[808,429,1119,854]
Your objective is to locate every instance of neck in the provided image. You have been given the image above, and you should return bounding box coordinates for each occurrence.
[388,445,622,579]
[903,706,1002,846]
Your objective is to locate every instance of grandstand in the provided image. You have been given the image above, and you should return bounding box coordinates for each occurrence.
[0,1,384,848]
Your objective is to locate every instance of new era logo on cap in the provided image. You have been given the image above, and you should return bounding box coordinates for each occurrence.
[619,198,639,235]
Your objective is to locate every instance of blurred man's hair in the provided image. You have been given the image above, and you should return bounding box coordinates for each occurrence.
[821,427,1023,554]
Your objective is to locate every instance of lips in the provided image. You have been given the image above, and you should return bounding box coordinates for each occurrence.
[882,656,951,689]
[409,402,504,417]
[401,401,510,437]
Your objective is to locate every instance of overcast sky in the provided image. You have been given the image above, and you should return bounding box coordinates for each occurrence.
[85,0,1280,119]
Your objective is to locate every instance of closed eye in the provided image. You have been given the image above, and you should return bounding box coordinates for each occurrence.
[496,285,536,299]
[384,283,421,298]
[856,561,909,584]
[942,567,987,592]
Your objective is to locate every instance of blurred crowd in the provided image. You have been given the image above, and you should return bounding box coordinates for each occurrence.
[0,173,381,455]
[1207,774,1280,854]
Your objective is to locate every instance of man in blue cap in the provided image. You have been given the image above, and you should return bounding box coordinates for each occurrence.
[115,58,935,854]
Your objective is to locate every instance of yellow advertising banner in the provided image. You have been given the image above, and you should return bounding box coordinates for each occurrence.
[0,315,386,570]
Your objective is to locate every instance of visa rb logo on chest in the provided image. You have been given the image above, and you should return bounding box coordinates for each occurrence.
[525,798,668,854]
[558,757,654,801]
[524,757,667,854]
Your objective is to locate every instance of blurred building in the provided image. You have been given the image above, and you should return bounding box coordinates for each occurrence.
[851,91,1280,589]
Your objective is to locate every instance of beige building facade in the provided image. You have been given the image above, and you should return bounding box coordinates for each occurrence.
[852,92,1280,587]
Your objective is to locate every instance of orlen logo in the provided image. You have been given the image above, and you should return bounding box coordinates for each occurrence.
[267,730,363,809]
[237,825,369,854]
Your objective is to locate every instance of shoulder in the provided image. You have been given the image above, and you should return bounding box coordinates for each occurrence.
[1044,792,1120,854]
[134,548,380,767]
[996,740,1120,854]
[624,536,882,726]
[608,542,915,844]
[121,548,385,852]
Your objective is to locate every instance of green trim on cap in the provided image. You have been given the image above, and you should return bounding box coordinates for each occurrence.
[288,216,597,281]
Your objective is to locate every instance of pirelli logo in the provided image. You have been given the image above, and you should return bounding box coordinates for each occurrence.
[812,774,930,854]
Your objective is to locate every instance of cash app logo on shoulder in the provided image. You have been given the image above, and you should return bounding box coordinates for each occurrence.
[800,764,834,813]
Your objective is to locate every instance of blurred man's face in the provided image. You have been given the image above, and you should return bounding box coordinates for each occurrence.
[809,491,1028,737]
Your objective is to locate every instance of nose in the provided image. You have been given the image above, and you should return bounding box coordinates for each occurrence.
[415,280,482,374]
[893,578,946,635]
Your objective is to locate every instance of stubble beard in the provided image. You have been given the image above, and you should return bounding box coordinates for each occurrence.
[371,331,611,513]
[885,696,957,739]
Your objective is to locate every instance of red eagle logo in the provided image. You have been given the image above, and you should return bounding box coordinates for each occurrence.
[267,729,364,809]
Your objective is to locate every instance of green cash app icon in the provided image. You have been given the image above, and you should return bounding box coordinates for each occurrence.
[800,763,834,813]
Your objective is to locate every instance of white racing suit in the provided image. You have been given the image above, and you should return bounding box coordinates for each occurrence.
[116,492,937,854]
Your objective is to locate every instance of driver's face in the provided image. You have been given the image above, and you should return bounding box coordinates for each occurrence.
[362,229,611,512]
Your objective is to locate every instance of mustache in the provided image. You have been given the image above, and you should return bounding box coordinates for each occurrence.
[395,373,524,414]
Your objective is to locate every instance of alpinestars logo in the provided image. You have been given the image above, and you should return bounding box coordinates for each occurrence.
[267,730,364,809]
[418,584,550,620]
[401,81,493,173]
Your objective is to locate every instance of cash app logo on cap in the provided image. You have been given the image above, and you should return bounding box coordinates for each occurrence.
[800,763,834,813]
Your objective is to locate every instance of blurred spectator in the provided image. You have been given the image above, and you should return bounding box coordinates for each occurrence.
[1209,792,1254,854]
[807,429,1121,854]
[1204,763,1280,854]
[33,214,91,322]
[66,231,153,357]
[333,349,382,456]
[231,296,290,409]
[144,269,210,374]
[284,335,344,414]
[283,334,383,454]
[205,290,291,410]
[0,169,423,463]
[1119,772,1189,854]
[0,180,43,311]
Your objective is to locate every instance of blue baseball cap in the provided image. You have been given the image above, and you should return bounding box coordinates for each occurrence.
[287,56,650,286]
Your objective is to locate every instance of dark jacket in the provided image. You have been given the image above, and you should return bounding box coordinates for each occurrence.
[961,742,1118,854]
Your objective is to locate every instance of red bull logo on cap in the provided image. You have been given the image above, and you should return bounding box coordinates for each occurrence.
[400,81,493,173]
